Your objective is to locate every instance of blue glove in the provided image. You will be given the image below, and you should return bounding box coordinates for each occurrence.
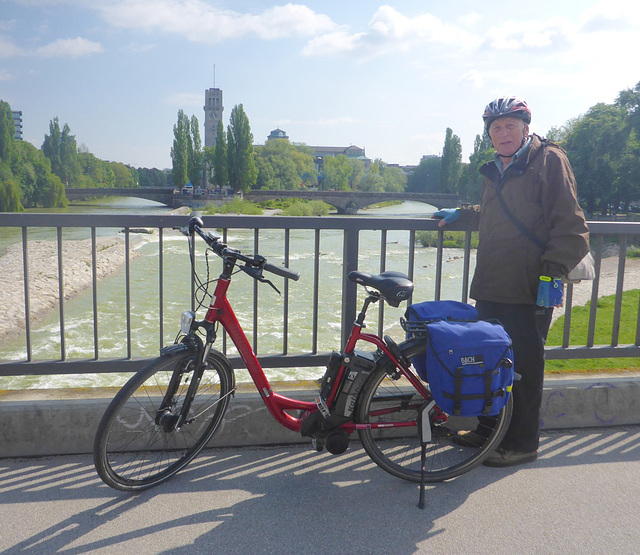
[431,208,460,224]
[536,276,563,307]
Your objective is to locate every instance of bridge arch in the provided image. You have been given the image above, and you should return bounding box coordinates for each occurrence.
[65,187,176,206]
[244,190,462,214]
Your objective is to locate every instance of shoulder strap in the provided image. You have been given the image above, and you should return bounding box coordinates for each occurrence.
[493,137,548,250]
[495,186,546,250]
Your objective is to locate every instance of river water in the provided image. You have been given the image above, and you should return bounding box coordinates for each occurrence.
[1,197,473,389]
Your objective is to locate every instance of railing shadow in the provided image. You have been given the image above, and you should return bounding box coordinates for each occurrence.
[1,426,639,554]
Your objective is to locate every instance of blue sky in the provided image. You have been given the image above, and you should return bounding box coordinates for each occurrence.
[1,1,639,170]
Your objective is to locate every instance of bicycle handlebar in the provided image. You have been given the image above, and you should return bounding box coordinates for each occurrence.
[181,214,300,282]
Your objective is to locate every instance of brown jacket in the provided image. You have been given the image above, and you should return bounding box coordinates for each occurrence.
[465,134,590,305]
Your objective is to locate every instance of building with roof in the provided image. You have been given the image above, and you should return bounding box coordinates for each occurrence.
[265,128,371,173]
[12,111,22,140]
[267,128,289,140]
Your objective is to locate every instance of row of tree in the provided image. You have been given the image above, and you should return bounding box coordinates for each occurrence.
[0,100,171,211]
[0,101,66,211]
[554,82,640,215]
[174,103,408,195]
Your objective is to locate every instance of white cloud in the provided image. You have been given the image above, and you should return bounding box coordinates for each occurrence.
[303,5,481,58]
[579,1,640,32]
[459,70,483,89]
[34,37,104,58]
[303,6,480,58]
[99,1,338,43]
[484,17,575,52]
[0,69,14,81]
[0,35,23,57]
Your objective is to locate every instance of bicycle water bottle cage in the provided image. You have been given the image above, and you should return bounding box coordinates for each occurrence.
[348,271,414,307]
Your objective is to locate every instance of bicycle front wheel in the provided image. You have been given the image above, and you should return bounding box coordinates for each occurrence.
[93,349,234,492]
[356,339,512,483]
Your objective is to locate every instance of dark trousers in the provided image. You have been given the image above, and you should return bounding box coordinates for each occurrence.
[476,301,553,452]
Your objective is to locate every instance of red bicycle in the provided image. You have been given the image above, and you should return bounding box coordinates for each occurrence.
[93,214,512,491]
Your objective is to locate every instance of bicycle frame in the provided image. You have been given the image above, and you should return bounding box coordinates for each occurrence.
[201,270,431,435]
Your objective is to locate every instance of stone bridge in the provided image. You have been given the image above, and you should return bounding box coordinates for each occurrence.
[244,190,462,214]
[65,187,176,206]
[65,187,463,214]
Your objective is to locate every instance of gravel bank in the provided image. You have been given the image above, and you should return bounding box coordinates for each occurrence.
[0,235,141,343]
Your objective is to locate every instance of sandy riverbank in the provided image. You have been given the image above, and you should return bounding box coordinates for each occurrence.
[0,235,143,343]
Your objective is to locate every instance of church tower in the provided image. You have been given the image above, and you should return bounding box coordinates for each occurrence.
[203,87,223,148]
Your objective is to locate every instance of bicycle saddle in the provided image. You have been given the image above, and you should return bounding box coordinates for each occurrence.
[348,270,414,307]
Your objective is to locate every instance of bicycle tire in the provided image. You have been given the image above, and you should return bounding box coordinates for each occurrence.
[93,348,234,492]
[356,338,512,483]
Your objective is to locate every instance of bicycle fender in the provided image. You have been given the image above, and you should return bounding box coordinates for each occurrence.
[160,342,194,356]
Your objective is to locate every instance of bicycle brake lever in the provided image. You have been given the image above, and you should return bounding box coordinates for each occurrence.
[240,265,281,295]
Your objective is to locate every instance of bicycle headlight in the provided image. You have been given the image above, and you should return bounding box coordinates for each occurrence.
[180,310,195,334]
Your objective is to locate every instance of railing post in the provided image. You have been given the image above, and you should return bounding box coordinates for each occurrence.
[341,225,359,349]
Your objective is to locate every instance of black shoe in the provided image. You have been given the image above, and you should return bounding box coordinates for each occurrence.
[452,430,487,447]
[483,447,538,467]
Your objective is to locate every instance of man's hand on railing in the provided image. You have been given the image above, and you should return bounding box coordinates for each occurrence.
[431,208,461,228]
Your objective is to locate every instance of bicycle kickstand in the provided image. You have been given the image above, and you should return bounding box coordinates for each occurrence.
[417,400,435,510]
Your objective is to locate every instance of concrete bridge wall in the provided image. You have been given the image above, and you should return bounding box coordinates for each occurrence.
[1,375,638,458]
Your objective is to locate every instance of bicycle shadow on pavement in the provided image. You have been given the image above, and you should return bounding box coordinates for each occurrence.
[1,426,639,554]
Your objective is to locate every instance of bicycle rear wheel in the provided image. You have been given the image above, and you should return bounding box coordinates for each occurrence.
[356,339,512,483]
[93,349,234,492]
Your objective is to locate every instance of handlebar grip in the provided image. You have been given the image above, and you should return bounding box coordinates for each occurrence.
[264,262,300,281]
[189,212,203,235]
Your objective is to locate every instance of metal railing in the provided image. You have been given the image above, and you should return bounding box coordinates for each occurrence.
[1,212,639,381]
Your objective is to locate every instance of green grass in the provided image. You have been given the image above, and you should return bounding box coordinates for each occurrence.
[203,198,263,215]
[545,289,640,374]
[280,199,331,216]
[416,230,479,249]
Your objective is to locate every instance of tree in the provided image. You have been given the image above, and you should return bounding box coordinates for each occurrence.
[407,155,441,193]
[171,110,189,188]
[323,154,352,190]
[457,133,494,204]
[0,163,22,211]
[564,103,627,214]
[612,130,640,212]
[212,119,228,188]
[138,167,169,188]
[42,117,80,186]
[359,165,385,192]
[380,162,407,192]
[188,115,203,187]
[290,143,317,188]
[346,158,365,189]
[254,139,316,190]
[255,139,299,190]
[110,161,137,188]
[358,159,406,192]
[227,104,257,193]
[440,127,462,193]
[0,100,15,165]
[616,80,640,138]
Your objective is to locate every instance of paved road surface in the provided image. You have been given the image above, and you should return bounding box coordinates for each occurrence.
[1,427,639,554]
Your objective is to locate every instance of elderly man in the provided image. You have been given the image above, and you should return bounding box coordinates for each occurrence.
[434,97,590,467]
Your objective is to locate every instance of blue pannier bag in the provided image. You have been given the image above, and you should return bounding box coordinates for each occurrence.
[404,301,514,417]
[405,300,478,324]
